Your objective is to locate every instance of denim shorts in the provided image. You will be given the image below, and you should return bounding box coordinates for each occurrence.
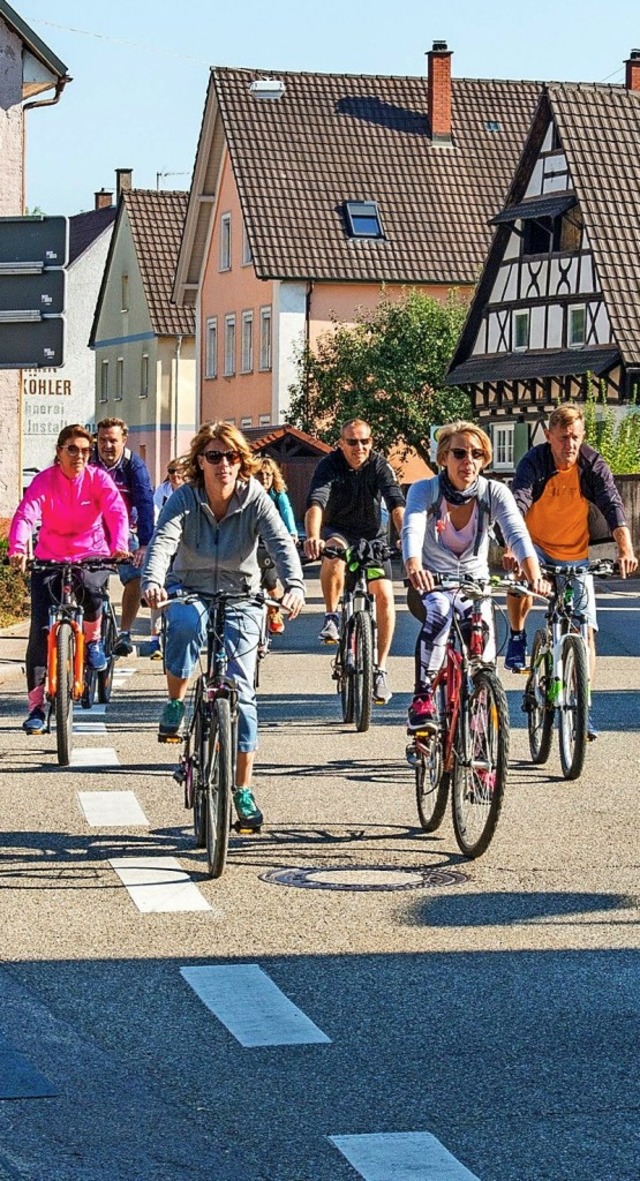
[535,547,597,631]
[164,595,263,753]
[118,533,142,586]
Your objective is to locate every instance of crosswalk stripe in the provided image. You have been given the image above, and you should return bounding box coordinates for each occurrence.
[73,722,108,734]
[329,1133,481,1180]
[81,703,107,716]
[113,667,136,676]
[110,857,211,912]
[79,791,148,826]
[180,964,332,1046]
[70,747,120,767]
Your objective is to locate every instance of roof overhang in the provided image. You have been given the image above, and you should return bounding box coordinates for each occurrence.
[0,1,69,95]
[446,347,620,386]
[173,75,221,306]
[490,193,577,226]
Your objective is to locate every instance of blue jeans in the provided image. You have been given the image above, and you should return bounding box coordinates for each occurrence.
[164,597,262,753]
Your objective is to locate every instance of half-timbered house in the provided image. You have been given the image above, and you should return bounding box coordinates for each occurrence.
[446,54,640,472]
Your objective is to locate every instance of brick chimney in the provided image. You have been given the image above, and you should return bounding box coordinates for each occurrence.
[625,49,640,91]
[94,188,114,210]
[427,40,453,145]
[116,168,133,199]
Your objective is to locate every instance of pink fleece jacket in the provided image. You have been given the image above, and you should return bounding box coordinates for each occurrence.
[9,464,130,560]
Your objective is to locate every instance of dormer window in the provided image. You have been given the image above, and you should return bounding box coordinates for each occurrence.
[344,200,383,239]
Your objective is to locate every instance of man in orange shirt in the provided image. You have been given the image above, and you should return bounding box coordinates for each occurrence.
[503,403,637,735]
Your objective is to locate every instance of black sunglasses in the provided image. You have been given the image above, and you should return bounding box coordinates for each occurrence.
[344,438,372,448]
[450,447,484,461]
[201,449,241,466]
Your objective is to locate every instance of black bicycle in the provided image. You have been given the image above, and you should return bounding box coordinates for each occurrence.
[81,575,118,709]
[171,590,272,879]
[322,540,396,733]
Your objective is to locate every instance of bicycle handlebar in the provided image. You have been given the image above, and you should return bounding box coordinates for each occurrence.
[150,589,290,614]
[540,559,616,578]
[26,557,127,572]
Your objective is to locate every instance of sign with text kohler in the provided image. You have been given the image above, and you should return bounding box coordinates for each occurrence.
[0,215,68,368]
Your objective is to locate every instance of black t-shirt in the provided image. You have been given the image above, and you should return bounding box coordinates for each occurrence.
[306,449,405,540]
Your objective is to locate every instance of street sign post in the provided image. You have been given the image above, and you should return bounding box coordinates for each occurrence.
[0,216,68,369]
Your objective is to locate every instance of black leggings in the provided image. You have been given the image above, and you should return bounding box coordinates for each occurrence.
[26,568,108,690]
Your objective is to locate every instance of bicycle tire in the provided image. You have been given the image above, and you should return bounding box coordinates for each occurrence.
[526,629,554,765]
[81,670,97,710]
[339,620,354,724]
[55,622,75,767]
[205,697,233,879]
[353,610,373,733]
[451,668,508,858]
[97,608,117,704]
[191,688,208,847]
[558,634,589,780]
[416,682,449,831]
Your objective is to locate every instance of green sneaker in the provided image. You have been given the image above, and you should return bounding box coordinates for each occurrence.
[233,788,263,829]
[158,699,185,738]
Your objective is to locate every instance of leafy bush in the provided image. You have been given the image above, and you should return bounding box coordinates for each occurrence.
[0,538,29,627]
[584,380,640,474]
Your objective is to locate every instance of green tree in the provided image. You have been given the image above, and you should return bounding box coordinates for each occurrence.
[288,289,471,469]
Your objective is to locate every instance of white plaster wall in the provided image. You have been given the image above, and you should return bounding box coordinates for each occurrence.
[0,20,24,513]
[22,226,114,474]
[547,304,563,348]
[271,280,306,423]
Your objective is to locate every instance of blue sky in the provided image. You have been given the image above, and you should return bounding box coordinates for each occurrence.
[21,0,640,215]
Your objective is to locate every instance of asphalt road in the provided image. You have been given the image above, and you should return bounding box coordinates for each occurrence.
[0,574,638,1181]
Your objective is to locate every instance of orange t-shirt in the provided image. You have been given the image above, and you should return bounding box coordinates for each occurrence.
[525,465,589,561]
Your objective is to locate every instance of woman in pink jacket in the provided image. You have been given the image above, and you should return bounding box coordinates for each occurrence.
[9,424,130,733]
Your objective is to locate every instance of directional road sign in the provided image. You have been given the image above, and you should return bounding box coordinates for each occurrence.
[0,318,64,369]
[0,216,68,368]
[0,216,67,268]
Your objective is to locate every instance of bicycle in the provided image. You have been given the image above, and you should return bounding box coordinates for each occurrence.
[170,590,277,879]
[28,558,119,767]
[81,576,118,709]
[319,540,396,733]
[408,574,529,858]
[523,559,613,781]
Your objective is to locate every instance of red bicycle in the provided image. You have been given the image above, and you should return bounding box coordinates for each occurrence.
[408,574,528,858]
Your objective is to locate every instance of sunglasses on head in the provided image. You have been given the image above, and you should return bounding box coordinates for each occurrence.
[344,437,372,448]
[63,444,91,457]
[201,449,241,466]
[450,447,484,461]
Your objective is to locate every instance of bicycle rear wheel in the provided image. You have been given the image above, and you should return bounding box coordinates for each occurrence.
[353,610,373,733]
[451,668,508,858]
[416,683,449,831]
[190,684,207,847]
[97,606,117,704]
[55,622,75,767]
[526,629,554,765]
[338,621,354,724]
[205,697,233,878]
[558,634,589,780]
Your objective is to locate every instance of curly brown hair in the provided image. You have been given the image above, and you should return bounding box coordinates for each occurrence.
[185,421,260,486]
[255,455,287,493]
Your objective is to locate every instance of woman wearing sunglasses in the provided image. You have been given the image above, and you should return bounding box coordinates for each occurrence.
[8,423,130,733]
[142,421,305,829]
[402,420,546,733]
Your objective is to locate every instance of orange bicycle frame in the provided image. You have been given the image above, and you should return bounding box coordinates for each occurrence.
[46,618,85,699]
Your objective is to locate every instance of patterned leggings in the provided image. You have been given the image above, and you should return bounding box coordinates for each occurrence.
[412,588,495,691]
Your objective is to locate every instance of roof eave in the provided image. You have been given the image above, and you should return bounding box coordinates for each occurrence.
[0,0,68,79]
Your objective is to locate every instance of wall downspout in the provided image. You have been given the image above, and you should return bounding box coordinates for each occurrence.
[172,335,182,457]
[304,281,313,425]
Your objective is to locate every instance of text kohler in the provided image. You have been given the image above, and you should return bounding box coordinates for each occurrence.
[24,376,72,396]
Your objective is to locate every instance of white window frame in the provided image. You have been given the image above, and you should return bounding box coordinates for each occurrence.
[220,213,231,271]
[205,317,218,379]
[513,309,530,352]
[115,357,124,401]
[240,416,252,429]
[568,305,586,347]
[259,413,271,426]
[493,424,515,471]
[140,353,149,398]
[259,305,272,371]
[100,359,109,403]
[121,274,129,312]
[241,310,254,374]
[242,222,252,266]
[224,314,236,377]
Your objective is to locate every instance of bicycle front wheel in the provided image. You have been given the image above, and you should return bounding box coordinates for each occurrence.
[353,610,373,733]
[97,607,117,704]
[416,738,450,832]
[191,684,207,848]
[55,622,75,767]
[451,668,508,858]
[205,697,233,879]
[338,622,354,724]
[558,634,589,781]
[526,629,554,765]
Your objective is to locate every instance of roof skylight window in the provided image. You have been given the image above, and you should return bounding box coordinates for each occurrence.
[485,120,502,132]
[344,200,383,239]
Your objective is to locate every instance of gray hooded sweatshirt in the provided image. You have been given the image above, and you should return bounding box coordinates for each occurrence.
[142,478,304,598]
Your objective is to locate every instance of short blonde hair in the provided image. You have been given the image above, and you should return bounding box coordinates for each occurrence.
[548,402,584,431]
[256,455,287,493]
[185,421,260,485]
[436,420,492,469]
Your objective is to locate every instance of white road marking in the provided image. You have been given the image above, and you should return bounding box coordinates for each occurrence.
[79,791,148,827]
[329,1133,481,1180]
[110,857,211,912]
[73,722,108,734]
[113,667,136,676]
[81,703,107,716]
[70,747,120,767]
[180,964,331,1046]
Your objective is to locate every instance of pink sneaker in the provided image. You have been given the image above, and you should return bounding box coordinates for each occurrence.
[407,691,438,734]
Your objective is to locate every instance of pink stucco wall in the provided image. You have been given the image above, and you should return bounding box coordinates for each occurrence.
[0,19,25,515]
[200,152,274,426]
[308,281,460,348]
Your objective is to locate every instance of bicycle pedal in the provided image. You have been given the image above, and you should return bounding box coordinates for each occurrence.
[233,821,262,835]
[322,639,338,646]
[158,733,182,745]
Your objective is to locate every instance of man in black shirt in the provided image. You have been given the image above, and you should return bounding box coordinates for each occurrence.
[304,418,405,703]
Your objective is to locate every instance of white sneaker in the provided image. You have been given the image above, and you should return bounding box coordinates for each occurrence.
[373,669,392,704]
[319,615,339,643]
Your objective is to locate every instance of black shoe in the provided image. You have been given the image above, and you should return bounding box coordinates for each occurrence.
[113,631,134,657]
[22,708,46,734]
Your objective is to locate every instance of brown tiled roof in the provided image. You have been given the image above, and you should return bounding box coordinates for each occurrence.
[548,83,640,365]
[214,68,542,285]
[123,190,195,337]
[245,424,331,454]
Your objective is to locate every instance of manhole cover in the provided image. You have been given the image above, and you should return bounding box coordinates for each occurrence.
[260,865,468,892]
